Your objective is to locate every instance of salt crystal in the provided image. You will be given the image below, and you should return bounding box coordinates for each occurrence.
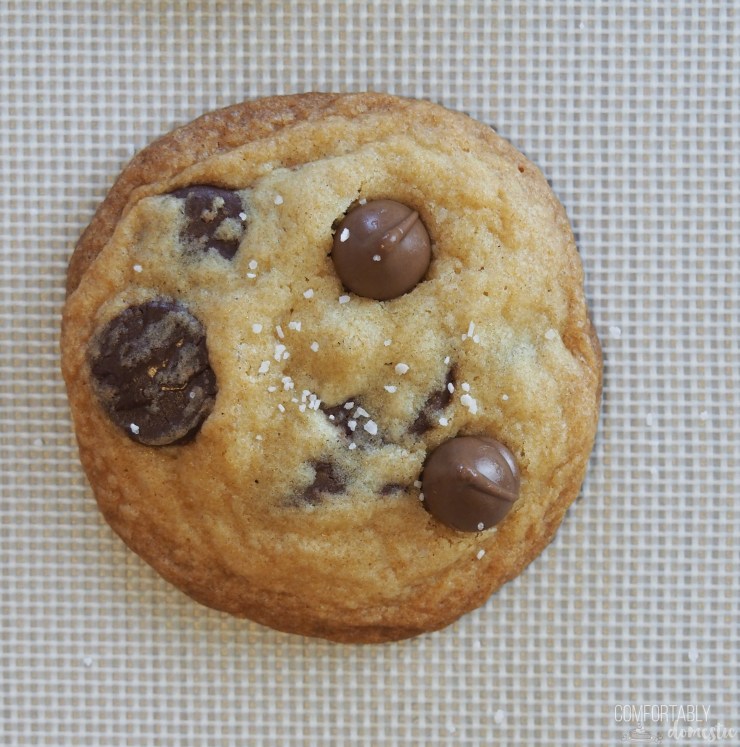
[447,383,454,393]
[252,323,263,333]
[274,194,284,205]
[239,212,247,221]
[477,522,484,531]
[395,363,409,375]
[372,254,381,262]
[348,443,357,450]
[339,295,350,304]
[354,407,370,418]
[384,339,392,346]
[267,385,277,392]
[274,344,286,361]
[310,341,319,352]
[545,328,557,340]
[255,435,263,441]
[276,325,285,339]
[460,393,478,414]
[444,355,451,365]
[247,273,257,279]
[347,420,357,432]
[258,360,270,374]
[384,385,397,393]
[358,198,367,205]
[461,382,470,392]
[277,404,285,413]
[364,420,378,435]
[288,321,301,331]
[439,417,449,426]
[130,423,140,435]
[248,259,258,270]
[303,289,314,299]
[344,401,355,410]
[609,325,622,339]
[133,264,143,273]
[476,549,486,560]
[502,394,509,401]
[413,480,422,489]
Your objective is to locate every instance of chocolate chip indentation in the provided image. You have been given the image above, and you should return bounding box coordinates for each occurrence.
[409,368,456,435]
[89,299,217,446]
[171,186,245,259]
[331,199,431,300]
[300,460,345,505]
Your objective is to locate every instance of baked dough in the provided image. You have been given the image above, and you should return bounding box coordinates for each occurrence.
[61,93,602,642]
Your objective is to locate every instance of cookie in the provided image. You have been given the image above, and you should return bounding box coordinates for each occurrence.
[61,93,602,643]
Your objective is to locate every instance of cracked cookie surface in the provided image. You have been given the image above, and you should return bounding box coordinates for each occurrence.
[61,93,602,642]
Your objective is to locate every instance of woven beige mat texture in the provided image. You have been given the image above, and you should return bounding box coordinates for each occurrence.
[1,2,738,745]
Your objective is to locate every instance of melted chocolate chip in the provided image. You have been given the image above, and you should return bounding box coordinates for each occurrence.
[171,186,245,259]
[421,436,520,532]
[300,460,345,504]
[409,369,456,435]
[331,199,431,300]
[321,399,358,438]
[321,398,384,448]
[89,299,217,446]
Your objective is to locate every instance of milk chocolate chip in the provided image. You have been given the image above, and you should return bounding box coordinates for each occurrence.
[421,436,520,531]
[331,199,431,300]
[172,186,245,259]
[89,299,217,446]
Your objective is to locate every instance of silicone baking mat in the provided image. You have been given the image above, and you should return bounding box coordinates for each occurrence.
[2,2,738,745]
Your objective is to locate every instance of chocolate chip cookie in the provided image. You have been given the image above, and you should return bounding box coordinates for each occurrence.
[61,93,602,642]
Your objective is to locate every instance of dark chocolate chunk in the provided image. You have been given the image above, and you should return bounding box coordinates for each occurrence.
[421,436,520,532]
[409,368,455,435]
[321,398,384,448]
[172,186,245,259]
[331,199,431,300]
[89,299,217,446]
[300,460,345,505]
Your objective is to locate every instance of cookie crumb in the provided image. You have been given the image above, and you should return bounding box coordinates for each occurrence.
[310,341,319,352]
[384,385,397,393]
[274,194,284,205]
[339,228,350,242]
[338,295,350,304]
[395,363,410,375]
[303,289,314,299]
[258,361,270,374]
[252,323,263,334]
[133,264,143,273]
[476,549,486,560]
[130,423,140,435]
[364,420,378,435]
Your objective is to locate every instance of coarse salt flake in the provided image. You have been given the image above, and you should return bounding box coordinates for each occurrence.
[477,522,485,531]
[447,383,455,394]
[276,325,285,339]
[298,404,306,412]
[413,480,422,489]
[395,363,409,375]
[344,401,355,410]
[460,393,478,414]
[444,355,451,364]
[288,321,301,331]
[354,407,370,418]
[372,254,381,262]
[130,423,140,435]
[255,435,263,441]
[348,443,357,450]
[347,420,357,432]
[238,212,247,221]
[461,382,470,392]
[310,341,319,352]
[358,198,367,205]
[439,417,449,426]
[364,420,378,435]
[476,549,486,560]
[384,385,397,393]
[258,360,270,374]
[609,325,622,339]
[274,194,284,205]
[545,328,557,340]
[277,403,285,413]
[419,492,425,502]
[502,393,509,401]
[252,323,263,333]
[384,339,392,346]
[267,385,277,392]
[133,264,143,273]
[339,228,350,242]
[338,295,350,304]
[248,259,258,270]
[274,344,287,361]
[303,289,314,299]
[467,321,476,337]
[247,273,257,279]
